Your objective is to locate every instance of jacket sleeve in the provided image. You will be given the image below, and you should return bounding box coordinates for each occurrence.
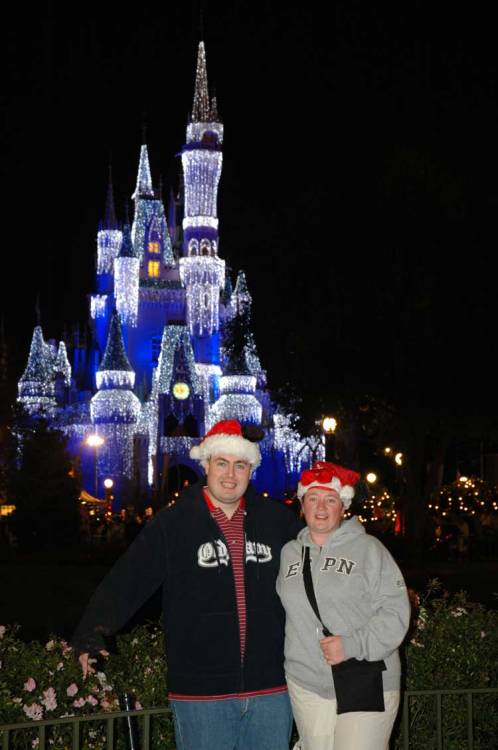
[71,513,168,655]
[340,541,410,662]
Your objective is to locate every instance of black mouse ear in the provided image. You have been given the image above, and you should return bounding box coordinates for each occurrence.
[241,424,265,443]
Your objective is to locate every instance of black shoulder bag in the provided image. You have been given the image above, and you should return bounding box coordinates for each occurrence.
[302,546,386,714]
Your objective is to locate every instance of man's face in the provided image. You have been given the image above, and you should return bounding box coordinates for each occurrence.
[204,453,252,512]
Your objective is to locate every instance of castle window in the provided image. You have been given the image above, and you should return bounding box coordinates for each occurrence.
[183,414,199,438]
[164,414,180,437]
[148,241,160,254]
[148,260,160,278]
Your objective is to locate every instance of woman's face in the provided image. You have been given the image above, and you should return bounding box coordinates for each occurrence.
[301,487,344,540]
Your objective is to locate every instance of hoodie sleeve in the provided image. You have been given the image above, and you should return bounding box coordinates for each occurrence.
[71,513,168,656]
[340,540,410,662]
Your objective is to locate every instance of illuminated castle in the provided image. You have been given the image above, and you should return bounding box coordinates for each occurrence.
[17,43,321,504]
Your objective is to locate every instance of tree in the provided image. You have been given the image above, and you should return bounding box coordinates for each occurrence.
[9,414,81,551]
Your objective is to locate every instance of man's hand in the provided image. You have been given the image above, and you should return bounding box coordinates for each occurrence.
[79,650,109,679]
[319,635,344,666]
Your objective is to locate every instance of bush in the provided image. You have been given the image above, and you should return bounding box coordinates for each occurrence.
[0,623,174,750]
[393,581,498,749]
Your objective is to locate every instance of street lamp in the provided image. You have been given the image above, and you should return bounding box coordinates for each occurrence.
[321,416,338,461]
[103,478,114,513]
[86,434,104,498]
[366,472,377,484]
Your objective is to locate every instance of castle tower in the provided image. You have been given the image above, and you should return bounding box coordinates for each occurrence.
[17,326,57,416]
[96,169,122,289]
[132,143,174,267]
[90,310,140,492]
[179,42,225,361]
[92,171,122,355]
[114,224,140,327]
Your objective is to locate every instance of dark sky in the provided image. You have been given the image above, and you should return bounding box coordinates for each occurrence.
[3,2,498,422]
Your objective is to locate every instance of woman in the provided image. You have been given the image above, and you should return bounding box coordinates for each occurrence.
[277,461,410,750]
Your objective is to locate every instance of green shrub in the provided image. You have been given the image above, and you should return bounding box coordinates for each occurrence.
[394,581,498,749]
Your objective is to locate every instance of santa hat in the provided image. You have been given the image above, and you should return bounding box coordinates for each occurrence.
[190,420,262,469]
[297,461,361,509]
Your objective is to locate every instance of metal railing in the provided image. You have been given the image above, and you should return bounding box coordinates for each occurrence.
[1,706,172,750]
[2,688,498,750]
[399,688,498,749]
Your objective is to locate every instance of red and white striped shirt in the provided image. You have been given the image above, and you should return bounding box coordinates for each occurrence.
[203,488,247,660]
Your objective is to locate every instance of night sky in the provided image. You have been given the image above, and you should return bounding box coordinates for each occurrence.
[3,2,498,427]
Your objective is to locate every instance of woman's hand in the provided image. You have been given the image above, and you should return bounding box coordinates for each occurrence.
[319,635,345,665]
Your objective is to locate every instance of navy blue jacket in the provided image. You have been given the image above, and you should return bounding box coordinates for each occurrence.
[72,481,301,696]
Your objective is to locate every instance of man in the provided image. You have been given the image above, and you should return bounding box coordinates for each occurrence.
[73,420,301,750]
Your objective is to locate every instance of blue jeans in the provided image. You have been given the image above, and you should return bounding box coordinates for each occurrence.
[170,692,293,750]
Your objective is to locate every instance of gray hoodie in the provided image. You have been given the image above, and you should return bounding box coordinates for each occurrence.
[276,517,410,699]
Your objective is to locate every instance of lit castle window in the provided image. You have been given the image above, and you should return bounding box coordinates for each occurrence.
[148,241,160,254]
[148,260,160,277]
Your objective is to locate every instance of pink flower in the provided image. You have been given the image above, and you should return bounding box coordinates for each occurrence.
[23,703,43,721]
[24,678,36,692]
[32,739,39,748]
[66,683,79,697]
[86,695,98,706]
[41,687,57,711]
[73,697,86,708]
[135,701,143,711]
[0,625,6,639]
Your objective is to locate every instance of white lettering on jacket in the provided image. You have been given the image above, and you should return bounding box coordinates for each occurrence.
[284,557,357,578]
[197,539,273,568]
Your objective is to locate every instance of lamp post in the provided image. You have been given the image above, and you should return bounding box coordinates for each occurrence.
[321,416,338,462]
[86,434,104,498]
[103,478,114,513]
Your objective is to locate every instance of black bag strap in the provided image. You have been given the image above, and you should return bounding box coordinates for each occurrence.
[302,546,332,637]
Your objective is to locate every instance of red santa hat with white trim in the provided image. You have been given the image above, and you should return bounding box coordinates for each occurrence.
[190,420,262,469]
[297,461,361,509]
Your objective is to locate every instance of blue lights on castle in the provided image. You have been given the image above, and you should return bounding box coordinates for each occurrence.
[17,42,321,505]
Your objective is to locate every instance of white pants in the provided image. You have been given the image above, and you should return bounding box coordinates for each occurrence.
[287,676,400,750]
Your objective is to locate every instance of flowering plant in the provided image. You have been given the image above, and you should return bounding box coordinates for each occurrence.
[0,623,173,749]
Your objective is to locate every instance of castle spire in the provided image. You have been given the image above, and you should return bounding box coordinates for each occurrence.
[192,41,211,122]
[103,165,118,230]
[17,326,57,414]
[132,144,154,200]
[99,309,133,374]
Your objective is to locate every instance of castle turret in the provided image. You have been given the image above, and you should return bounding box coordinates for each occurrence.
[114,224,140,326]
[179,42,225,355]
[90,311,140,488]
[96,169,122,282]
[54,341,71,387]
[131,143,174,267]
[18,326,57,415]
